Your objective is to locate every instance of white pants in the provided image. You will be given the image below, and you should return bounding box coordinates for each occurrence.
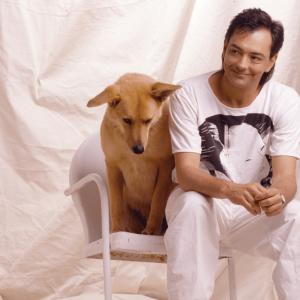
[164,187,300,300]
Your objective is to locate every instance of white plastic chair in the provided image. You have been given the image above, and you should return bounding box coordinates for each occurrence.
[64,132,237,300]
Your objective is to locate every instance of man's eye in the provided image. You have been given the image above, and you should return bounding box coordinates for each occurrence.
[251,56,261,62]
[143,119,152,125]
[229,49,239,55]
[123,118,132,125]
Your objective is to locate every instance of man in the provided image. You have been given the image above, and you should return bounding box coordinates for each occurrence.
[165,8,300,300]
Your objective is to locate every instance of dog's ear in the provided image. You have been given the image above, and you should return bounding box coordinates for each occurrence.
[87,84,121,107]
[151,82,181,102]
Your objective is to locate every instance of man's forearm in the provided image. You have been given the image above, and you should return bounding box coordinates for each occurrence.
[177,165,233,199]
[271,176,297,203]
[268,156,298,204]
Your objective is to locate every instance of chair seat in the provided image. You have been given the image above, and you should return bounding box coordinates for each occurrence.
[84,231,232,264]
[85,232,167,263]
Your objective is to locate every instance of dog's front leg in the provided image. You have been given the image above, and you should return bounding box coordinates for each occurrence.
[106,162,127,232]
[143,159,174,235]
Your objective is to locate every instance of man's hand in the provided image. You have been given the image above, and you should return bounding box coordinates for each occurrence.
[226,182,267,215]
[255,187,286,217]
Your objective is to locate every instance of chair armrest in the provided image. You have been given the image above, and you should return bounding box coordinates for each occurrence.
[64,173,106,196]
[64,173,111,271]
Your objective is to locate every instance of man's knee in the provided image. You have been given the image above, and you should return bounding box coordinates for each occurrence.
[282,199,300,222]
[166,187,213,223]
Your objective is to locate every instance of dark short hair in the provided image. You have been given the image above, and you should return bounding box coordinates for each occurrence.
[224,8,284,86]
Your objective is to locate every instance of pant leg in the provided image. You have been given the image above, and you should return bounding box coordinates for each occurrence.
[222,199,300,300]
[164,187,221,300]
[271,200,300,300]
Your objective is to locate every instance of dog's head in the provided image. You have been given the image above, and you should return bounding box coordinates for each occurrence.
[87,73,181,154]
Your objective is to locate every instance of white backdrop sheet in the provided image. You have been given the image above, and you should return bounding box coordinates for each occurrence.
[1,0,300,299]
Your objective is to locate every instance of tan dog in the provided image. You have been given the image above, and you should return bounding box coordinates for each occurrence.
[87,73,180,234]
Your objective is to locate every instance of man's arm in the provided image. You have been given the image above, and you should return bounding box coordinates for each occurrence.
[256,156,297,216]
[175,152,265,215]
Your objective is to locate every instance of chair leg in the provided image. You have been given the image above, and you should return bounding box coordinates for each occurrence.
[227,256,237,300]
[103,249,112,300]
[101,208,112,300]
[93,176,113,300]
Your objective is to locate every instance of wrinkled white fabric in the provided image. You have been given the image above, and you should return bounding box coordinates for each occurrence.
[1,0,300,299]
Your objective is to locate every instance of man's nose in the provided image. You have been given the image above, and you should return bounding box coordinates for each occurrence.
[236,55,248,70]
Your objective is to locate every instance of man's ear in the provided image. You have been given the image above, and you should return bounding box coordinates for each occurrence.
[87,84,121,107]
[266,54,278,72]
[151,82,181,102]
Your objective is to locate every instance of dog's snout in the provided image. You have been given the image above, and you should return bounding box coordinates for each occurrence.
[132,144,144,154]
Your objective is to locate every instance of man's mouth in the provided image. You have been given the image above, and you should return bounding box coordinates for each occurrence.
[231,70,249,77]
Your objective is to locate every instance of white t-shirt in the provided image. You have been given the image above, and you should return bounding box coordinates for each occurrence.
[169,71,300,185]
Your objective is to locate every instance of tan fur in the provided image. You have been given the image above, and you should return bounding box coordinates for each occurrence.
[87,73,180,234]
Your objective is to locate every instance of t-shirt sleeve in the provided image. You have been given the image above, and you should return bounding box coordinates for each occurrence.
[270,91,300,159]
[169,83,202,154]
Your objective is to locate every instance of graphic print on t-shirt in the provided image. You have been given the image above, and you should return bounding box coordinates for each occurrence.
[198,113,274,186]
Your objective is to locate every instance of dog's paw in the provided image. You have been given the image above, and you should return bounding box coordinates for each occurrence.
[142,225,161,235]
[141,227,153,235]
[112,224,129,233]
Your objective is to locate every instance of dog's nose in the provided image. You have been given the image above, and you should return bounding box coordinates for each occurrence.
[132,145,144,154]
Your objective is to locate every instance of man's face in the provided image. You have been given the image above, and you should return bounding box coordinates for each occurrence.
[222,28,277,89]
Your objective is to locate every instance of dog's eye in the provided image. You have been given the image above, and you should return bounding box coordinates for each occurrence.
[143,119,152,125]
[123,118,132,125]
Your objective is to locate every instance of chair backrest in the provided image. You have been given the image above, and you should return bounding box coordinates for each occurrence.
[69,132,108,244]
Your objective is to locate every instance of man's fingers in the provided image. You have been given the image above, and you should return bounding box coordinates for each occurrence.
[254,188,271,201]
[256,184,268,194]
[255,187,279,201]
[252,201,262,214]
[242,199,260,215]
[264,202,283,216]
[250,183,268,200]
[259,195,281,208]
[266,210,282,217]
[243,191,261,214]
